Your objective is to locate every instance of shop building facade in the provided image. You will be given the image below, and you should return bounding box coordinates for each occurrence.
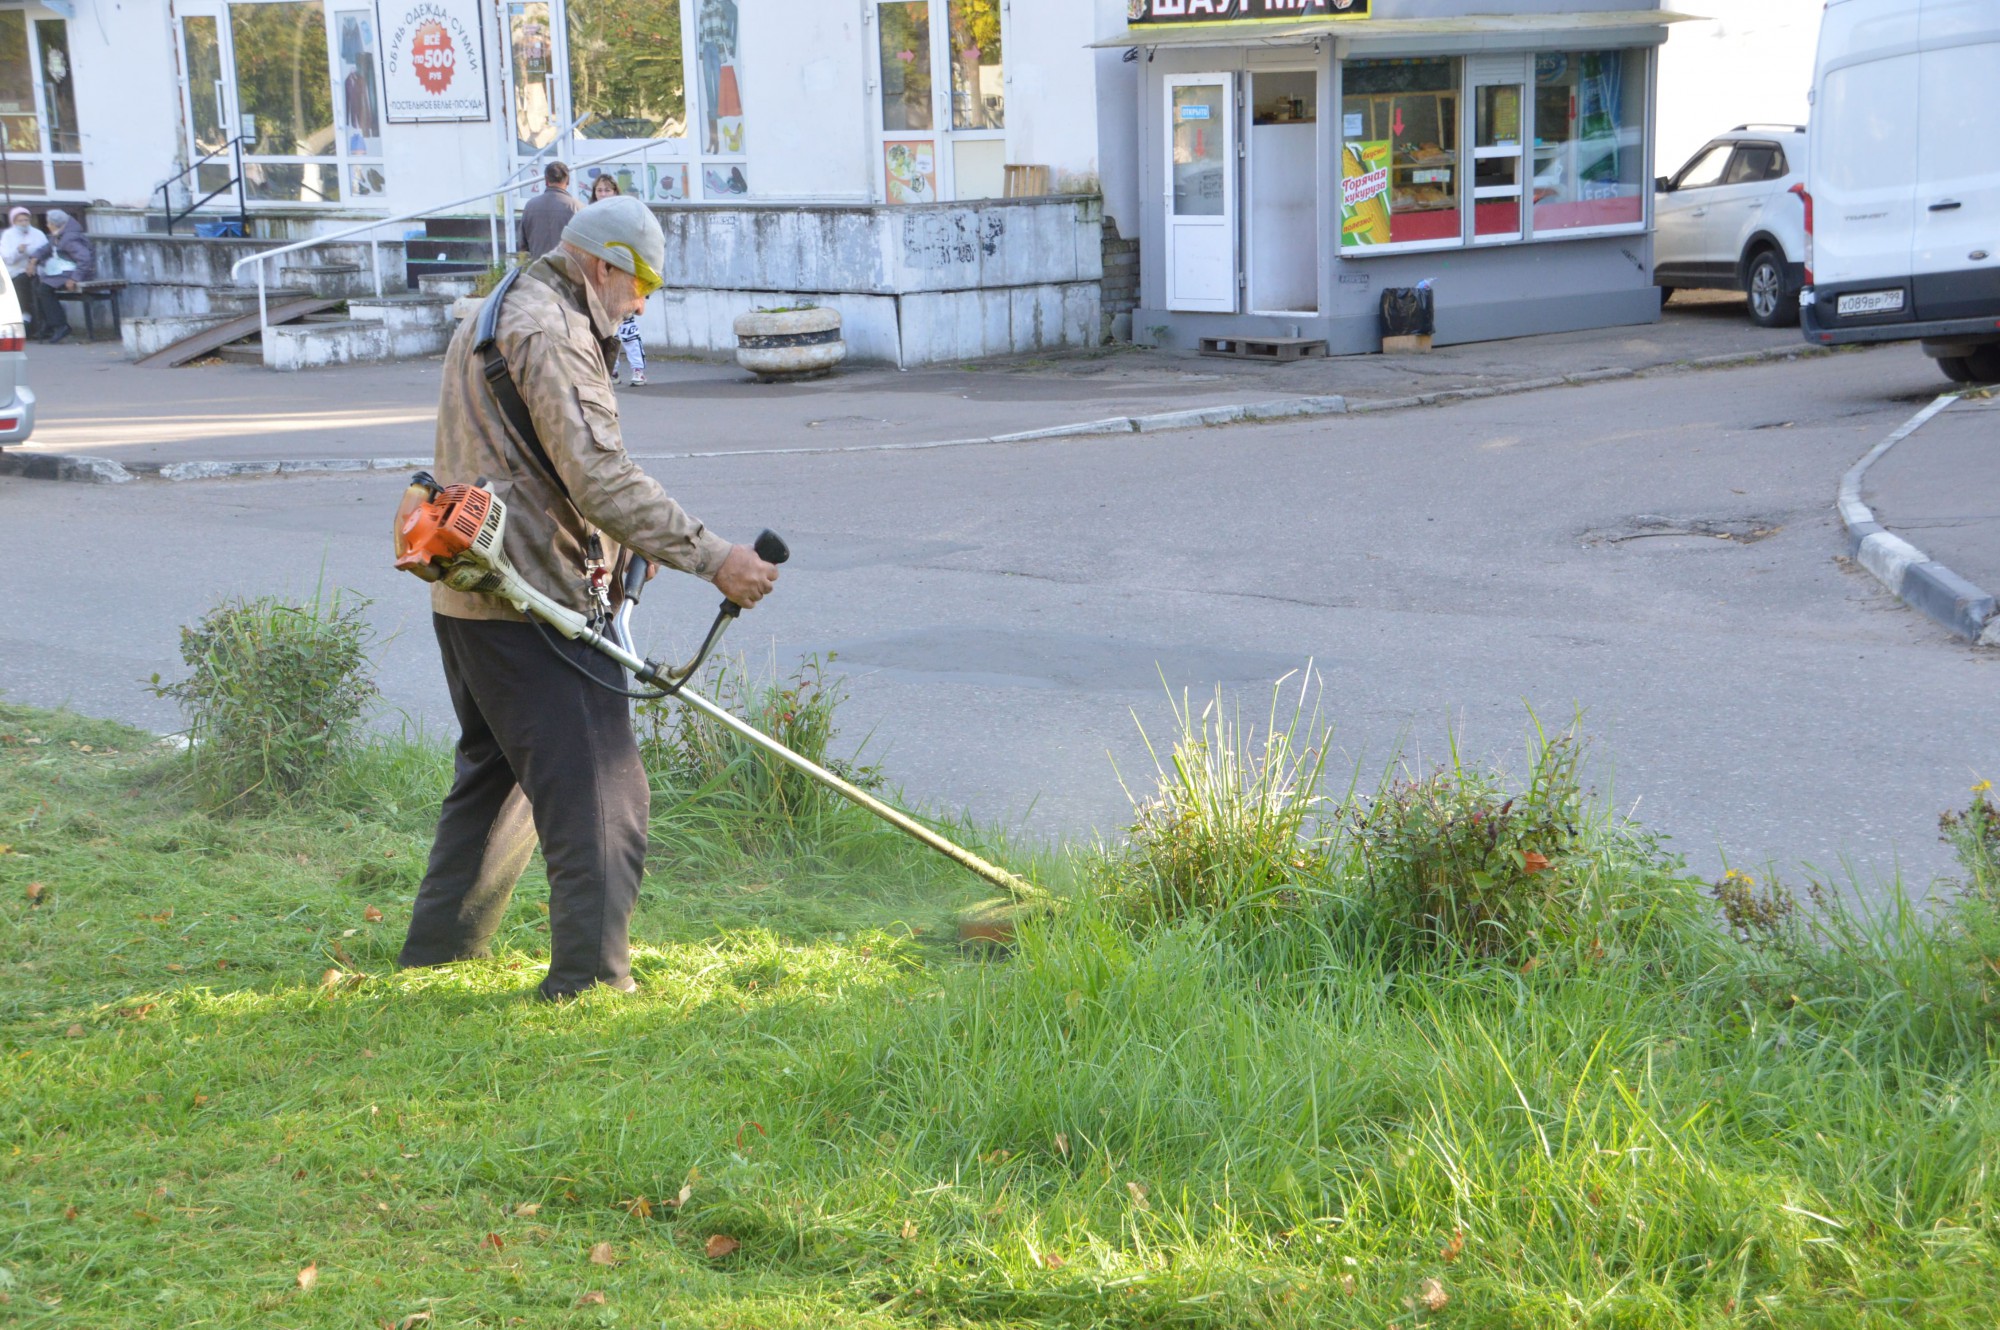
[14,0,1126,219]
[1105,0,1682,351]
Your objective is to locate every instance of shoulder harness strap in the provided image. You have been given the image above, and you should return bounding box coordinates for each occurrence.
[475,266,572,502]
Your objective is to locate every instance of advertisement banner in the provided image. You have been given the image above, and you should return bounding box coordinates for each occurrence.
[378,0,490,123]
[1131,0,1369,22]
[1339,139,1392,245]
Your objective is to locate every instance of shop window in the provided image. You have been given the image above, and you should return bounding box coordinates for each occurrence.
[1472,82,1523,240]
[509,1,558,154]
[0,13,36,156]
[696,0,743,155]
[879,2,934,133]
[1171,82,1226,217]
[567,0,686,141]
[948,0,1001,130]
[1530,50,1646,234]
[34,21,76,154]
[231,2,335,157]
[1339,58,1459,248]
[333,8,384,196]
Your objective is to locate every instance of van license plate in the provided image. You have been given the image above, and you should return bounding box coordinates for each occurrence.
[1837,289,1905,316]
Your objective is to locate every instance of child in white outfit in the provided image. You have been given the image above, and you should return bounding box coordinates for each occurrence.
[590,172,648,386]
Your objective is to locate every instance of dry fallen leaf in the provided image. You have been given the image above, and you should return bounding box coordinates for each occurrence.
[1522,851,1551,875]
[622,1196,653,1219]
[296,1261,318,1292]
[25,882,43,903]
[1339,1273,1357,1296]
[900,1220,917,1240]
[588,1241,617,1266]
[483,1233,504,1251]
[1126,1181,1150,1210]
[364,905,385,923]
[669,1183,693,1209]
[394,1315,432,1329]
[575,1291,607,1307]
[1416,1277,1449,1312]
[166,963,184,973]
[62,1205,77,1221]
[1041,1251,1065,1270]
[359,1048,377,1060]
[704,1234,740,1260]
[63,1024,85,1038]
[1054,1132,1070,1157]
[513,1203,540,1218]
[1440,1229,1465,1263]
[320,969,344,991]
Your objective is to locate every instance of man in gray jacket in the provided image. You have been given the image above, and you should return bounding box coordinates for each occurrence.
[517,161,580,259]
[400,196,779,999]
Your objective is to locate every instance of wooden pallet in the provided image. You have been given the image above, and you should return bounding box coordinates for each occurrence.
[1198,335,1328,363]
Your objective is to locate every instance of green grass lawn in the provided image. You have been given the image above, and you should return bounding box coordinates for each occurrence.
[3,696,1998,1328]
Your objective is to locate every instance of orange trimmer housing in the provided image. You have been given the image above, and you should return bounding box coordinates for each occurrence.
[394,480,494,582]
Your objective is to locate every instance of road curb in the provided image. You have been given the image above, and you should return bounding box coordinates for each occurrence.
[1838,394,1999,647]
[0,342,1847,485]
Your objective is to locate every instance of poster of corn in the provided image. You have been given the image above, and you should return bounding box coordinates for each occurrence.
[1340,140,1392,244]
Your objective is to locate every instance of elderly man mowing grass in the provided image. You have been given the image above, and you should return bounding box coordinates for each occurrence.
[398,196,781,1000]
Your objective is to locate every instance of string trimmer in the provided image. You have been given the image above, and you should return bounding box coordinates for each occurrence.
[393,474,1050,944]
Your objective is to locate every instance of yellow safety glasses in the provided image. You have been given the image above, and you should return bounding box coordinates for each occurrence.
[604,241,664,297]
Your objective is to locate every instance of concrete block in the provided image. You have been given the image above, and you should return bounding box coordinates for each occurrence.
[122,313,231,360]
[263,319,391,371]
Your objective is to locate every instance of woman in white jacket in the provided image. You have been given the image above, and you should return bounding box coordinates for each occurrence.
[0,207,52,339]
[590,174,648,385]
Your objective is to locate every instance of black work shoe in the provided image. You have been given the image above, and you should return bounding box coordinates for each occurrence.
[537,977,638,1002]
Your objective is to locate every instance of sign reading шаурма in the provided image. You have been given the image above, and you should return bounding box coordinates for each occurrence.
[1130,0,1370,21]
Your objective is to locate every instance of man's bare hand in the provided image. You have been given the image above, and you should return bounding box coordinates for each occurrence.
[714,542,779,609]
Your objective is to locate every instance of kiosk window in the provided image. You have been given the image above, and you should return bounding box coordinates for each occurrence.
[1339,57,1459,248]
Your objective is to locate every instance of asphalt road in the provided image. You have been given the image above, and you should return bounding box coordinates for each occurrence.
[1,342,1988,897]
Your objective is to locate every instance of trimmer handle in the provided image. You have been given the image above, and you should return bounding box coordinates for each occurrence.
[722,529,790,618]
[623,553,652,605]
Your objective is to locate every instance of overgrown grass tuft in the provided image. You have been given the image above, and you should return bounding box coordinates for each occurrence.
[4,680,2000,1328]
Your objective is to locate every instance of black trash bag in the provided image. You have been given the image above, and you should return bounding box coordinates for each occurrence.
[1380,286,1435,337]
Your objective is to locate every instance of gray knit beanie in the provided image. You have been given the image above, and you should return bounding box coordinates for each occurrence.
[561,196,664,280]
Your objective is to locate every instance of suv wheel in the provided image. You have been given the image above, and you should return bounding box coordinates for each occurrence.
[1745,249,1798,327]
[1967,345,2000,384]
[1939,356,1976,383]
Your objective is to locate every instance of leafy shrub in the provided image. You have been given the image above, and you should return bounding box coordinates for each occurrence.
[1097,675,1330,929]
[151,593,377,809]
[1349,729,1591,958]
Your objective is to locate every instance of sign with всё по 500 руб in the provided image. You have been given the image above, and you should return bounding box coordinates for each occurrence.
[1131,0,1369,21]
[378,0,490,123]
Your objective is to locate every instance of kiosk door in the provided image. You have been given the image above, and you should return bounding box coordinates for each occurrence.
[1164,73,1236,313]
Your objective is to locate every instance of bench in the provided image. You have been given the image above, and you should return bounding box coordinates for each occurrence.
[49,278,126,342]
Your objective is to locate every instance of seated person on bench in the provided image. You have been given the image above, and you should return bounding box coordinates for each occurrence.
[37,208,95,344]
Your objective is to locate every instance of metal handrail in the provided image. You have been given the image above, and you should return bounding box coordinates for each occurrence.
[154,136,250,237]
[226,116,657,336]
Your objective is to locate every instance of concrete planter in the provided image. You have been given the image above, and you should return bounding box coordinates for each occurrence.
[732,305,845,381]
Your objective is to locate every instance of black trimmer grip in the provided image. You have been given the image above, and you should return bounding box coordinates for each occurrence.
[720,530,790,618]
[623,555,651,605]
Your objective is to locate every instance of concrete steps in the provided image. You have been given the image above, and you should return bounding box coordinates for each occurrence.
[262,293,453,370]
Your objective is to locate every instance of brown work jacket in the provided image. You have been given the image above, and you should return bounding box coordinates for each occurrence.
[430,248,731,623]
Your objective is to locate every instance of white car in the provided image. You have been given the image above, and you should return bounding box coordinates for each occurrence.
[0,272,35,447]
[1654,125,1810,327]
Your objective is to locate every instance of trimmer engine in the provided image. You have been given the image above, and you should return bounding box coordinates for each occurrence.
[393,474,512,595]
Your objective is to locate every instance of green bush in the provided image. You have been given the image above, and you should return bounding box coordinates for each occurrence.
[151,592,377,809]
[1350,728,1593,959]
[1940,779,1999,898]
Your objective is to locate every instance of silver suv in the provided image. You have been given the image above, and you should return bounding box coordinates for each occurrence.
[1654,125,1810,327]
[0,271,35,447]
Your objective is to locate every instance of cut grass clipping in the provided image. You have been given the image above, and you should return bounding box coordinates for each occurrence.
[4,663,2000,1326]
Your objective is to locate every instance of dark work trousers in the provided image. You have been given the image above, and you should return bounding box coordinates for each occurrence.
[399,614,650,998]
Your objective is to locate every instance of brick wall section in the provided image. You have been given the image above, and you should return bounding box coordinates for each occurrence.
[1100,217,1140,340]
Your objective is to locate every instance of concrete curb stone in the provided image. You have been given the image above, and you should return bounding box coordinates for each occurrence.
[0,450,133,483]
[1837,394,1998,647]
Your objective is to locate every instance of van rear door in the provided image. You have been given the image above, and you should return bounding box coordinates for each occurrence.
[1912,0,2000,321]
[1810,0,1920,311]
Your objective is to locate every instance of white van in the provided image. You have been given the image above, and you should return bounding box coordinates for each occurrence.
[1800,0,2000,383]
